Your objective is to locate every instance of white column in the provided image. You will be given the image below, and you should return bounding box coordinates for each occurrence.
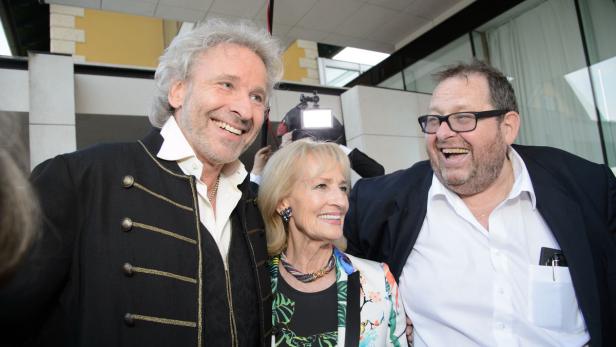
[28,52,76,169]
[341,85,431,177]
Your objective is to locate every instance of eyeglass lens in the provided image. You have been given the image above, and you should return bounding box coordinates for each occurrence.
[423,113,477,133]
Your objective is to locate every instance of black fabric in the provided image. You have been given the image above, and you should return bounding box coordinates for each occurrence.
[0,129,272,347]
[344,271,361,347]
[344,144,616,346]
[348,148,384,178]
[276,275,337,341]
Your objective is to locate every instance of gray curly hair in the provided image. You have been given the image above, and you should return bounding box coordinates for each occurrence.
[149,19,284,127]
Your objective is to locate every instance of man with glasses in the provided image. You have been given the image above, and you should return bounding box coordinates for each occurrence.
[1,19,282,346]
[344,60,616,346]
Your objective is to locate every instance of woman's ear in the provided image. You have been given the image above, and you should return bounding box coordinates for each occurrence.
[168,80,186,109]
[276,198,289,215]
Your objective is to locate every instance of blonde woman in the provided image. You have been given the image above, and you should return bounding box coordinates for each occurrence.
[258,139,406,346]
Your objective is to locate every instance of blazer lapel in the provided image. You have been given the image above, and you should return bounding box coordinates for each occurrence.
[529,162,602,345]
[387,168,432,279]
[344,271,361,347]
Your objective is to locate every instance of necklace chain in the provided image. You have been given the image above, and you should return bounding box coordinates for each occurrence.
[280,251,336,283]
[208,175,220,203]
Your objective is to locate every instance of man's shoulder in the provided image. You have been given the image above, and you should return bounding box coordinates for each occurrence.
[514,144,605,173]
[55,141,144,165]
[515,144,595,163]
[354,160,432,191]
[32,140,152,179]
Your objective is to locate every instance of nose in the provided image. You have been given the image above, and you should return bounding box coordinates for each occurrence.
[229,92,254,121]
[434,119,456,140]
[330,189,349,213]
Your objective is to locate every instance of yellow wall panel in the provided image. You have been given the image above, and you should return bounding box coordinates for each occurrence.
[282,41,307,82]
[75,9,164,67]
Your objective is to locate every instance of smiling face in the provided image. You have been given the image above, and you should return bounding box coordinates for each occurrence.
[169,43,268,166]
[426,73,519,196]
[279,155,349,244]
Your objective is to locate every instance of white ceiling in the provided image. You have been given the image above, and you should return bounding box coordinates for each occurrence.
[44,0,471,53]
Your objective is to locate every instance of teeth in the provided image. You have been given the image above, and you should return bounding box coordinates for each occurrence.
[214,120,242,135]
[320,214,341,220]
[442,148,469,154]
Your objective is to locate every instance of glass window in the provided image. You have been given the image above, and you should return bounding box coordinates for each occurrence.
[378,72,404,90]
[402,35,474,94]
[317,57,371,87]
[481,0,605,164]
[578,0,616,168]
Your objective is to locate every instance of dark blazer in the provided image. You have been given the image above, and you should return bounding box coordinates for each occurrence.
[344,144,616,346]
[0,130,272,347]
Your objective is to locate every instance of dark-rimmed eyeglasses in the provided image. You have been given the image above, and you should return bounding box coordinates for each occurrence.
[418,110,509,134]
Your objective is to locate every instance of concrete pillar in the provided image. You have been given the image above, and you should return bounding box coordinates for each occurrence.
[341,85,431,177]
[28,52,76,169]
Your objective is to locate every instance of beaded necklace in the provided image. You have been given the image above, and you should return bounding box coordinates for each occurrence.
[280,251,336,283]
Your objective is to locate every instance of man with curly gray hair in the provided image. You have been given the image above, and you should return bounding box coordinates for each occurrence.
[0,19,283,347]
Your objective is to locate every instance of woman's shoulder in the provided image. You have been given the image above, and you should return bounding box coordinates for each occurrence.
[344,253,384,273]
[343,253,396,290]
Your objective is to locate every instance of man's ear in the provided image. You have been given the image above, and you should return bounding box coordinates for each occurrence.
[168,80,186,109]
[501,111,520,145]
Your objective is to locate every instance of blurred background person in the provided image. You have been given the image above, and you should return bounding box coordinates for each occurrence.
[258,139,406,346]
[275,102,384,178]
[0,116,38,283]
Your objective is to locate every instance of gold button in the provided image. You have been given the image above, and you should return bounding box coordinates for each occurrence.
[124,313,135,326]
[123,263,133,276]
[121,218,133,232]
[122,175,134,188]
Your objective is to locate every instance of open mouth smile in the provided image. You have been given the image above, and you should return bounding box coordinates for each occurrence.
[213,119,245,135]
[441,147,470,159]
[318,213,344,225]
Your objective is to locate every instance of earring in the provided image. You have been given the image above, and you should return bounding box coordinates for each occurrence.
[279,207,292,223]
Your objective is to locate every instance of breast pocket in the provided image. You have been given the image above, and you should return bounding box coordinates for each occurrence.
[528,265,585,333]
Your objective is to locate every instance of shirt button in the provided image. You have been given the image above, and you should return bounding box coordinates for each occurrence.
[497,287,505,295]
[495,322,505,330]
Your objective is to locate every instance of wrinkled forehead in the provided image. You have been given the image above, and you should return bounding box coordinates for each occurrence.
[299,153,348,182]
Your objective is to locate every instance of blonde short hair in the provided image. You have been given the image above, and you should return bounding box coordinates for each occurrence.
[257,139,351,256]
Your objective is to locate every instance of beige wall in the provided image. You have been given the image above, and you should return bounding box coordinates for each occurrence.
[75,9,165,67]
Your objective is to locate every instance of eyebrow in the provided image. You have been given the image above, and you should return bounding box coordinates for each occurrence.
[312,176,348,186]
[216,74,267,97]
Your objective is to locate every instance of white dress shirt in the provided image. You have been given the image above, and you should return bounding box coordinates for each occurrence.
[157,116,247,265]
[399,148,589,346]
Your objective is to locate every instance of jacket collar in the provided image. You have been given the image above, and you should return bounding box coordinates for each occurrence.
[140,128,186,176]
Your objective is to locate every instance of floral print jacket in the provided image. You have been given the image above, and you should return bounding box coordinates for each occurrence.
[269,247,407,346]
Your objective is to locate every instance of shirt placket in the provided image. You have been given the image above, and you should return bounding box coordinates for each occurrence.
[490,208,517,347]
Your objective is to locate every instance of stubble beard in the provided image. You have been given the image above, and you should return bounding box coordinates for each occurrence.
[179,107,256,166]
[430,131,508,197]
